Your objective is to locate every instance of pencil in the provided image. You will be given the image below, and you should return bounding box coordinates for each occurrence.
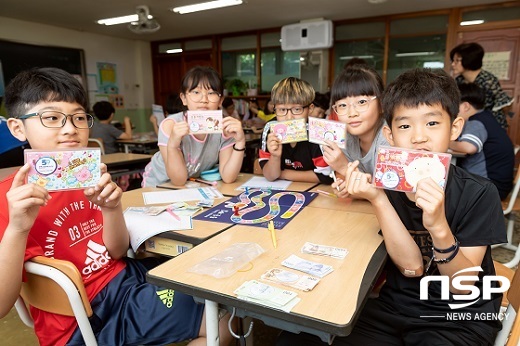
[189,177,217,186]
[268,221,277,248]
[317,189,338,198]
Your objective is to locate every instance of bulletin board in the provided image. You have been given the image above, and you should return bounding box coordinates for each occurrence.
[0,39,86,92]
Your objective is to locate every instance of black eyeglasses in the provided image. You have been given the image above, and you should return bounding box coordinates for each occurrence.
[18,111,94,129]
[274,105,310,117]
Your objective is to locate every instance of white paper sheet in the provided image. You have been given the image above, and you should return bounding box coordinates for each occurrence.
[236,176,292,191]
[124,209,193,252]
[142,187,223,205]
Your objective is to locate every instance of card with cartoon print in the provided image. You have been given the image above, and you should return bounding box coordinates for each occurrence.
[308,117,347,149]
[24,148,102,191]
[187,110,223,134]
[269,118,308,144]
[372,146,451,192]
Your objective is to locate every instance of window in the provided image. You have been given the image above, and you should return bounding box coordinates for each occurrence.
[221,35,257,92]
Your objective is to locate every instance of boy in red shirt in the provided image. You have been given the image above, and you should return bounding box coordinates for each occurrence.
[0,67,231,346]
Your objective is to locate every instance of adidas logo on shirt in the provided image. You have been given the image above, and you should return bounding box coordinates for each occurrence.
[156,289,175,308]
[82,240,111,276]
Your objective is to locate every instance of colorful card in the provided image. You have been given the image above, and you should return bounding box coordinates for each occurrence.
[269,119,307,144]
[187,110,223,134]
[373,146,452,192]
[308,117,347,149]
[24,149,102,191]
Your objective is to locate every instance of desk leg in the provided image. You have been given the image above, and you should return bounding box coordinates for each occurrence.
[205,300,220,346]
[124,145,130,154]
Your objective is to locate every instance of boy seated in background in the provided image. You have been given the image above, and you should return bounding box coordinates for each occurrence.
[90,100,133,154]
[0,67,232,346]
[221,97,241,119]
[277,69,506,346]
[259,77,332,184]
[449,83,514,200]
[309,92,330,119]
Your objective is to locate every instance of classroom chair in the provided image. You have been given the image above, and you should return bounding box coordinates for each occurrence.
[87,137,105,155]
[494,159,520,268]
[494,261,520,346]
[14,256,97,346]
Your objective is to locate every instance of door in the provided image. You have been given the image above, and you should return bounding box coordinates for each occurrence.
[456,28,520,144]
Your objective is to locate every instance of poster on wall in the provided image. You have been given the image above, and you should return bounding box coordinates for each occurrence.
[97,62,119,94]
[483,51,511,81]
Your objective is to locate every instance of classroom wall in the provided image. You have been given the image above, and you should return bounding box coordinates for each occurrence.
[0,16,155,132]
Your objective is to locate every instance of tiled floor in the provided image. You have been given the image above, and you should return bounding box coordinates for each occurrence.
[2,222,518,346]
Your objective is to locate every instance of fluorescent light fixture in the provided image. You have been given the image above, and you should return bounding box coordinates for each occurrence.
[172,0,243,14]
[97,14,153,26]
[339,55,374,60]
[395,52,435,57]
[460,20,485,26]
[166,48,183,54]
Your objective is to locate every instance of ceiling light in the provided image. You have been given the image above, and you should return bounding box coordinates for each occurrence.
[339,55,374,60]
[166,49,183,54]
[97,13,153,26]
[395,52,436,57]
[460,20,485,26]
[172,0,243,15]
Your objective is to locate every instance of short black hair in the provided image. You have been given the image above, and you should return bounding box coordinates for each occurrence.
[180,66,223,95]
[449,42,484,71]
[222,97,234,108]
[458,83,485,110]
[165,93,184,114]
[312,92,330,110]
[92,101,115,120]
[382,68,460,128]
[5,67,88,119]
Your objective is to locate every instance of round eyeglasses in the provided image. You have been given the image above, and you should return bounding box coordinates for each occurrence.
[187,90,222,103]
[274,105,310,117]
[332,96,377,116]
[18,111,94,129]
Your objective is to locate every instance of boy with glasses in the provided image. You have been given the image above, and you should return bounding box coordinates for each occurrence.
[0,67,232,345]
[259,77,332,183]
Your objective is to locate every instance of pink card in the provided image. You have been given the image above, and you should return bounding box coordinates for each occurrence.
[187,110,223,134]
[308,117,347,149]
[24,149,102,191]
[269,118,308,144]
[373,146,451,192]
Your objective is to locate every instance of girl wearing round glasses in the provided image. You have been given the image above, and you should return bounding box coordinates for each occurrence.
[322,65,388,193]
[142,66,246,187]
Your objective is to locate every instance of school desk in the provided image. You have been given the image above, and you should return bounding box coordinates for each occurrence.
[121,187,232,255]
[116,133,158,154]
[308,184,375,214]
[102,152,152,177]
[147,207,385,345]
[157,172,320,197]
[0,166,18,181]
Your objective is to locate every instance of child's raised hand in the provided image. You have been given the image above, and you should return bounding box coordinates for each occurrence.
[84,164,122,209]
[322,140,349,173]
[149,114,158,125]
[169,121,189,148]
[340,160,380,201]
[414,178,448,235]
[222,116,245,142]
[266,132,282,158]
[7,164,51,235]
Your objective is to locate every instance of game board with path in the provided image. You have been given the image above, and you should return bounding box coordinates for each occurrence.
[193,188,317,229]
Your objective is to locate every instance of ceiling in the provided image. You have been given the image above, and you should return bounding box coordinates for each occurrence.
[0,0,509,42]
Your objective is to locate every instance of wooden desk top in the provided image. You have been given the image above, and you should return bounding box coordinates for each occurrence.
[0,166,18,180]
[308,184,375,214]
[148,207,384,336]
[157,173,319,196]
[101,152,152,165]
[122,187,231,243]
